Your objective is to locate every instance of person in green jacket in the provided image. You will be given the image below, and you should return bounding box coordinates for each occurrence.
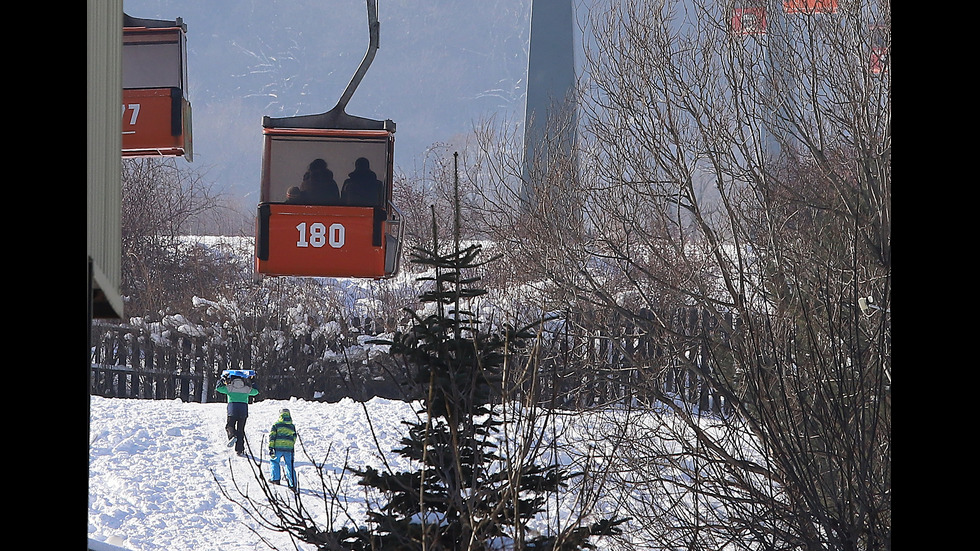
[268,408,298,489]
[216,372,259,455]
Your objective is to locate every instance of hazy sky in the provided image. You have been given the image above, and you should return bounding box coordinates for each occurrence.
[123,0,539,209]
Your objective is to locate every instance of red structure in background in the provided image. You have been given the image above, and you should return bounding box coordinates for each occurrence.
[731,3,768,36]
[870,25,889,75]
[782,0,838,14]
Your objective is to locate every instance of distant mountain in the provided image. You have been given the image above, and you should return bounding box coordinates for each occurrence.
[123,0,533,206]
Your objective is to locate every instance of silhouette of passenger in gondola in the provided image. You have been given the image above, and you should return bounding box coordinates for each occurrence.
[297,158,340,205]
[341,157,384,207]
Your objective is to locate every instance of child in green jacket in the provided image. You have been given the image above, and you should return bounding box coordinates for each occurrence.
[268,408,298,489]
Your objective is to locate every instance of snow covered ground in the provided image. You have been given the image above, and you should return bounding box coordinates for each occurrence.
[88,395,429,550]
[90,394,629,551]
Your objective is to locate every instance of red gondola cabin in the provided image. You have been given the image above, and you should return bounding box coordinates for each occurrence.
[254,111,403,279]
[122,14,193,160]
[254,1,403,280]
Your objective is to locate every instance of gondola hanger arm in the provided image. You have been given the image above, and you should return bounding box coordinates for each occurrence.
[334,0,380,115]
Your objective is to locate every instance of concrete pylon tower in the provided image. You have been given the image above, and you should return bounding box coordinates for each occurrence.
[522,0,577,209]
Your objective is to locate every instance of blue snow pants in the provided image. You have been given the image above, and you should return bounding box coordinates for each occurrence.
[270,449,296,488]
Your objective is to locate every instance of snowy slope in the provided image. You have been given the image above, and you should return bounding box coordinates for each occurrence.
[88,392,644,550]
[88,396,423,550]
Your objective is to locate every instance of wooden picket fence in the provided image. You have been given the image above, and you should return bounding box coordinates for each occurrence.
[524,308,737,416]
[89,321,244,403]
[90,307,737,417]
[88,316,402,403]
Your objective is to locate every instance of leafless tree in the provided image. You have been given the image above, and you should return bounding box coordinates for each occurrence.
[465,0,890,549]
[120,157,241,318]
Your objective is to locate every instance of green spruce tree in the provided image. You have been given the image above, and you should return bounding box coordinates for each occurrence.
[312,218,625,550]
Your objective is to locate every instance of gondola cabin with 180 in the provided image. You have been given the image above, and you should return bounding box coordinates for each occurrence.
[254,0,403,280]
[254,121,403,279]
